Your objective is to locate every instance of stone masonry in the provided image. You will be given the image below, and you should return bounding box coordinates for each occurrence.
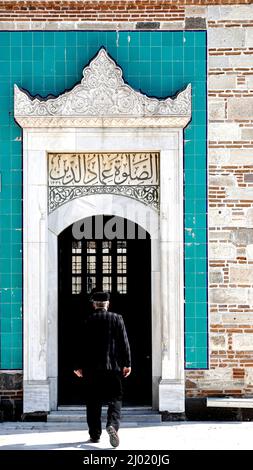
[187,4,253,399]
[0,372,22,420]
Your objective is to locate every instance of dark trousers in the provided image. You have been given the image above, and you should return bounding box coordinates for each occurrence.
[85,370,123,439]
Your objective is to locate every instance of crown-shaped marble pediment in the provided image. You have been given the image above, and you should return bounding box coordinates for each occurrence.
[14,48,191,128]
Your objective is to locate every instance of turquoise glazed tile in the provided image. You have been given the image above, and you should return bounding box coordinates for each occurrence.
[196,317,208,332]
[140,33,150,47]
[185,303,195,318]
[151,32,162,47]
[11,303,22,319]
[0,32,10,46]
[1,318,11,333]
[185,318,196,333]
[196,300,208,315]
[11,319,22,333]
[0,30,207,370]
[1,349,12,368]
[11,348,22,367]
[0,288,11,303]
[185,334,195,349]
[10,288,22,303]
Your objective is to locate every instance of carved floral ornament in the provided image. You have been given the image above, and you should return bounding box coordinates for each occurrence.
[14,48,191,128]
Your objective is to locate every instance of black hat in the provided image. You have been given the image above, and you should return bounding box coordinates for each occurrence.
[91,291,110,302]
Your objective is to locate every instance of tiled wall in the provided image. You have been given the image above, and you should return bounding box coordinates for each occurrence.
[0,30,207,369]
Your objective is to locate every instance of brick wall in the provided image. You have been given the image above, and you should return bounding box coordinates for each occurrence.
[186,4,253,398]
[0,1,184,22]
[0,1,251,23]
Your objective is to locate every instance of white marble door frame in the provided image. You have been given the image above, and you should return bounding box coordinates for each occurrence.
[14,49,191,412]
[20,127,185,412]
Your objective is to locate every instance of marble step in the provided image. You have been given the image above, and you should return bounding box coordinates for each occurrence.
[47,407,161,423]
[58,406,154,414]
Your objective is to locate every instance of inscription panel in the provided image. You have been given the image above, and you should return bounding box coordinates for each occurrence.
[48,152,160,212]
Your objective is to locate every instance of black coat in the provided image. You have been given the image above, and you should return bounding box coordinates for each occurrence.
[76,308,131,373]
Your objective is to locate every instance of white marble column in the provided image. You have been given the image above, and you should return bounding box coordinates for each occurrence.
[158,132,185,413]
[23,132,50,412]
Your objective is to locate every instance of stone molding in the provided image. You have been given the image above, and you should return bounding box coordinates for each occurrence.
[14,116,191,128]
[49,184,159,212]
[14,48,191,129]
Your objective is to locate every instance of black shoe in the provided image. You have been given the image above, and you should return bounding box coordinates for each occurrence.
[89,436,100,443]
[106,425,119,448]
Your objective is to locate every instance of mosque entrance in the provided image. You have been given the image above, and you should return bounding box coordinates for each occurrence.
[58,215,152,405]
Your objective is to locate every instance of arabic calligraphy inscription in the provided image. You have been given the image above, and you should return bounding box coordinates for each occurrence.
[48,152,160,212]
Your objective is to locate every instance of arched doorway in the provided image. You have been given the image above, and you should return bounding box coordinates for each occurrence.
[58,215,152,406]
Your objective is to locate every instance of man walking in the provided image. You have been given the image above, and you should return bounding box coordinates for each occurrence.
[74,291,131,448]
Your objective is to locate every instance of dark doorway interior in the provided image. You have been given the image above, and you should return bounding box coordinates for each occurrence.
[58,215,152,405]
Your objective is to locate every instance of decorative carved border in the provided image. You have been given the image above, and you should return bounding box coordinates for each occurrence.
[15,116,191,128]
[49,185,159,213]
[14,48,191,129]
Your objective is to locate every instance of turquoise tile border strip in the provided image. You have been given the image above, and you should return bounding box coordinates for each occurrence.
[0,31,207,370]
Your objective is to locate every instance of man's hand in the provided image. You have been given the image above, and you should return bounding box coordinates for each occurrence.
[123,367,131,378]
[74,369,83,378]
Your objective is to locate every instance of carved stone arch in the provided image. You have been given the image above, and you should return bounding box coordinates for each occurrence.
[48,194,159,238]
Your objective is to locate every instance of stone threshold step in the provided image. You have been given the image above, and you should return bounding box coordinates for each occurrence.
[56,408,156,415]
[49,412,160,416]
[58,406,153,412]
[207,398,253,408]
[47,414,161,422]
[46,422,141,427]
